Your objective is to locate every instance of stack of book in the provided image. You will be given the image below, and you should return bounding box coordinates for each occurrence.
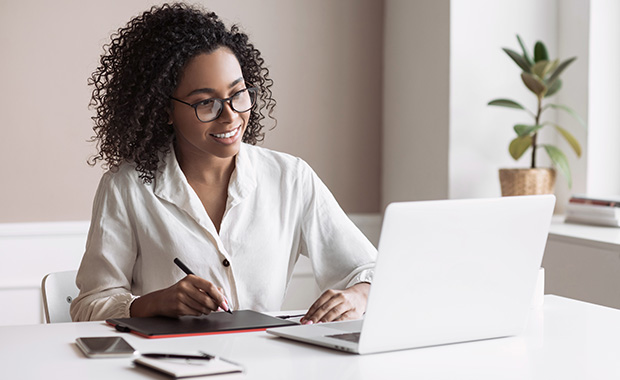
[565,195,620,227]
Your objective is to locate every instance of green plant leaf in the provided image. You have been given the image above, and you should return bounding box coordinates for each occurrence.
[516,35,533,66]
[532,60,550,79]
[547,57,577,85]
[544,79,562,97]
[509,136,532,160]
[488,99,526,109]
[534,41,549,62]
[544,103,586,127]
[540,60,557,80]
[542,144,572,188]
[547,59,560,75]
[521,72,547,96]
[552,124,582,157]
[514,124,544,137]
[503,48,531,73]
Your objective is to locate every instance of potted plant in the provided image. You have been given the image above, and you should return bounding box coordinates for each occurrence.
[488,35,585,196]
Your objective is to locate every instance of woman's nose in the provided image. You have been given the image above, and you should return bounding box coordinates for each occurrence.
[217,101,237,123]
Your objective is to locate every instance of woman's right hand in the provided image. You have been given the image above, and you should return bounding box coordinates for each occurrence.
[130,275,230,317]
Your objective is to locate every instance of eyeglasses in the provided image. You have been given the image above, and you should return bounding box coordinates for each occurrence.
[170,87,258,123]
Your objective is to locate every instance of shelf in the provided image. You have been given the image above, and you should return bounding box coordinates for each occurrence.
[549,215,620,250]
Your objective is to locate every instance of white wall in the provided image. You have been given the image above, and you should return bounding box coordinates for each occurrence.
[587,0,620,196]
[0,221,88,325]
[556,0,590,212]
[384,0,564,205]
[385,0,604,210]
[450,0,559,200]
[535,0,620,209]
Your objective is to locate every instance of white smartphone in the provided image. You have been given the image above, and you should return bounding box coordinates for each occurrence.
[76,336,137,358]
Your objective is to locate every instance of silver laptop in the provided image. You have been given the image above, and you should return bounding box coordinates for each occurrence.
[267,195,555,354]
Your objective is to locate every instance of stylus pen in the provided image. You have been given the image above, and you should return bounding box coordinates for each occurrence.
[276,314,306,319]
[174,258,233,315]
[142,353,214,360]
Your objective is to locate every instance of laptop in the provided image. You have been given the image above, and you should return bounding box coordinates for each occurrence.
[267,195,555,354]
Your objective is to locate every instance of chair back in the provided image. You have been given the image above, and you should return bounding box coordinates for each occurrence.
[41,270,79,323]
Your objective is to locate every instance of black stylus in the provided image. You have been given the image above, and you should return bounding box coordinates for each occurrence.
[276,314,306,319]
[173,258,234,314]
[142,353,214,360]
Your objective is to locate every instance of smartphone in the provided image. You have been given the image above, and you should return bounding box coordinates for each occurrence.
[76,336,137,358]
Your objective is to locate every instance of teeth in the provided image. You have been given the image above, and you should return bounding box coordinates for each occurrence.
[213,127,239,139]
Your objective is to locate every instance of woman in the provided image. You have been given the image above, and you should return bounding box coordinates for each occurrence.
[70,3,376,325]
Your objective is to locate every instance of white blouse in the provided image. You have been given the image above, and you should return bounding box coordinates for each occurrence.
[70,143,377,321]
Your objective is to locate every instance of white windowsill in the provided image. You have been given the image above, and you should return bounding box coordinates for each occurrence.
[549,215,620,250]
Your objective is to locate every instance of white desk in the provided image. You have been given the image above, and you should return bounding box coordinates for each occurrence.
[1,295,619,379]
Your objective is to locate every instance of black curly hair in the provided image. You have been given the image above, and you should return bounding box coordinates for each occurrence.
[88,2,276,183]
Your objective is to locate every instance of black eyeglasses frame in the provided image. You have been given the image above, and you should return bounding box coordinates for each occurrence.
[170,87,258,123]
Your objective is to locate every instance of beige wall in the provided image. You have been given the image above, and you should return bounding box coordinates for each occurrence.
[0,0,383,223]
[382,0,450,206]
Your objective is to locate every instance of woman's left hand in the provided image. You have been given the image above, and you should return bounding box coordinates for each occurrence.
[301,282,370,325]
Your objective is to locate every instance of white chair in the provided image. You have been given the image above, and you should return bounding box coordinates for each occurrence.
[41,270,79,323]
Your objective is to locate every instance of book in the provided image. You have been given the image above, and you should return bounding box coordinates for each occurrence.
[134,355,244,378]
[569,194,620,208]
[565,213,620,227]
[106,310,297,339]
[566,202,620,218]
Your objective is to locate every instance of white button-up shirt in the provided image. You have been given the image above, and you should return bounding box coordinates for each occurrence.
[70,144,377,321]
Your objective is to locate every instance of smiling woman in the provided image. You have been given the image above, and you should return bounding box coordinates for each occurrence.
[87,5,275,183]
[70,3,377,326]
[170,49,253,163]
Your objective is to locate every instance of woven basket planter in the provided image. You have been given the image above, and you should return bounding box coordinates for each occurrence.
[499,168,556,196]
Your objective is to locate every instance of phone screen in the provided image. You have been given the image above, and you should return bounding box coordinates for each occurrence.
[76,337,137,358]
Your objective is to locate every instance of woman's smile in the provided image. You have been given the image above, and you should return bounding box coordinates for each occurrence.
[210,125,243,144]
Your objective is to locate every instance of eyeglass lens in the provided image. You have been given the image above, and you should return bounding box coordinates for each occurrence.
[196,88,256,122]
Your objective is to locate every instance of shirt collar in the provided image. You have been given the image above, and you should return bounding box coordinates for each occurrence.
[228,143,257,207]
[153,143,257,227]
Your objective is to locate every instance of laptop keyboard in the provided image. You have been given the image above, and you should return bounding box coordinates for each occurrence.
[326,332,361,343]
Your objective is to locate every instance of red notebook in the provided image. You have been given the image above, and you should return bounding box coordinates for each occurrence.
[106,310,297,339]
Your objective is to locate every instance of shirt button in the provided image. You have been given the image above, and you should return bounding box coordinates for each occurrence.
[222,259,230,267]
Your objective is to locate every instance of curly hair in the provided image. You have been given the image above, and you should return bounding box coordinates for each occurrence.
[88,3,276,182]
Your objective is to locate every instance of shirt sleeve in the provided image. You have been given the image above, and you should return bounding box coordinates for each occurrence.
[70,172,139,321]
[298,160,377,292]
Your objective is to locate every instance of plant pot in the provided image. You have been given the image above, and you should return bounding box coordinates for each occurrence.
[499,168,556,196]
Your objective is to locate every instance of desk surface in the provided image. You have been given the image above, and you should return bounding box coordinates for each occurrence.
[1,295,619,380]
